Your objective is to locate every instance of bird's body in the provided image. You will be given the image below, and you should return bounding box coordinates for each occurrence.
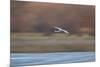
[54,26,69,34]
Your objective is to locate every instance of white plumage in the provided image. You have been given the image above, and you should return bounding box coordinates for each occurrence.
[54,26,69,34]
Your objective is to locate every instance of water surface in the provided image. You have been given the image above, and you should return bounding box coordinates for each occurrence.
[11,52,95,67]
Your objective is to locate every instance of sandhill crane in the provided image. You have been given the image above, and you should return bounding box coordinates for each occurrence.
[54,26,69,34]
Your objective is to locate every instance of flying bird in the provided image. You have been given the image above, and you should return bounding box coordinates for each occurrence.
[54,26,69,34]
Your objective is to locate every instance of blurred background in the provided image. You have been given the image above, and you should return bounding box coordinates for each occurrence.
[10,0,95,53]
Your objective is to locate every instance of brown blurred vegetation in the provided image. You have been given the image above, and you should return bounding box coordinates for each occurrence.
[11,33,95,53]
[11,1,95,36]
[11,44,95,53]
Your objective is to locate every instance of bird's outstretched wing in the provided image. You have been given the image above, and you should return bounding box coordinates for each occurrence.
[54,26,62,30]
[54,26,69,34]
